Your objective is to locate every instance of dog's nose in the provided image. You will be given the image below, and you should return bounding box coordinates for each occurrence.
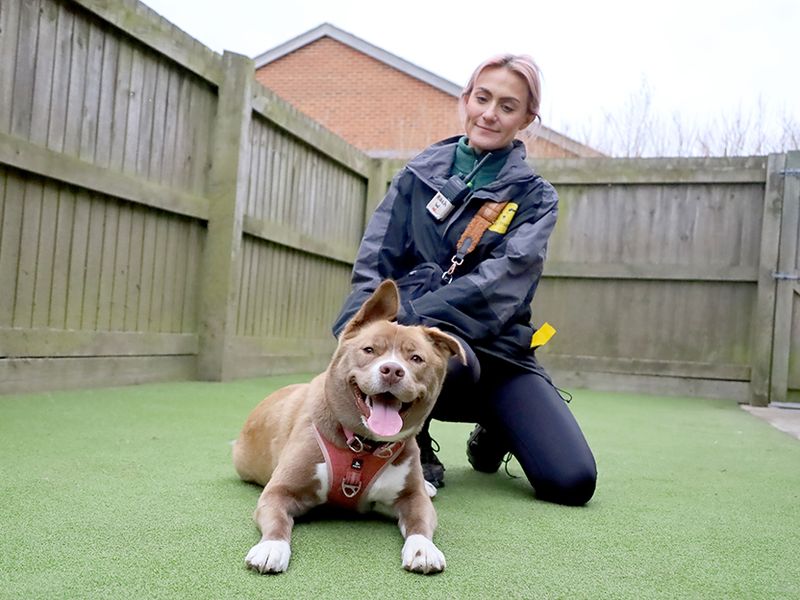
[379,362,405,384]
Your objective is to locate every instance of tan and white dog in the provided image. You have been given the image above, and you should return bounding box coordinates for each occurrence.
[233,280,465,574]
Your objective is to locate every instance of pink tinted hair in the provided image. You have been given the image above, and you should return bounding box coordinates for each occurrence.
[459,54,543,122]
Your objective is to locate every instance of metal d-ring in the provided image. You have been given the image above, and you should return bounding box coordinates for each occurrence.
[346,435,365,453]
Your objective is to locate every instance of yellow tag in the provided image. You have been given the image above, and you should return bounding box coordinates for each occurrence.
[530,322,556,348]
[488,202,518,234]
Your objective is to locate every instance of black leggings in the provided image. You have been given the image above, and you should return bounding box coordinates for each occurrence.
[430,351,597,506]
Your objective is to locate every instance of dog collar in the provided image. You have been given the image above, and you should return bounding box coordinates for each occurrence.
[313,425,405,510]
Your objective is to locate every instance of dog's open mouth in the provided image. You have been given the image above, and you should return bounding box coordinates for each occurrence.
[351,381,412,437]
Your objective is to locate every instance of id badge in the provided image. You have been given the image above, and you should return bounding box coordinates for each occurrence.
[426,192,455,221]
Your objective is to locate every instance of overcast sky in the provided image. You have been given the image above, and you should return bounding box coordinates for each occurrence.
[140,0,798,152]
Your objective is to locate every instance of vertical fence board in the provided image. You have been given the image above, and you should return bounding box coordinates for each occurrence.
[147,63,169,182]
[107,38,131,171]
[159,219,178,332]
[136,210,156,330]
[94,27,118,168]
[31,184,59,328]
[62,11,88,158]
[29,0,58,147]
[13,179,43,328]
[181,223,203,333]
[109,202,131,331]
[0,169,19,327]
[95,199,118,329]
[240,239,255,337]
[150,215,169,331]
[170,221,189,332]
[78,23,104,162]
[79,196,104,329]
[158,70,179,187]
[135,54,157,178]
[49,187,75,329]
[122,47,145,176]
[10,0,38,140]
[186,81,211,195]
[124,206,145,331]
[0,0,21,133]
[168,74,191,189]
[45,3,72,152]
[63,188,86,330]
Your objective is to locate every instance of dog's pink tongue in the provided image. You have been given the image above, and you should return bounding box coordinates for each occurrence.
[367,396,403,437]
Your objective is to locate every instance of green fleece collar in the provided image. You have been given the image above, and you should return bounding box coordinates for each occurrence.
[452,136,512,190]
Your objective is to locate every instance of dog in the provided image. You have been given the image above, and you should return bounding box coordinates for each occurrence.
[233,280,465,574]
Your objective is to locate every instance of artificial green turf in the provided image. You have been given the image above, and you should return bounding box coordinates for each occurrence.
[1,377,798,600]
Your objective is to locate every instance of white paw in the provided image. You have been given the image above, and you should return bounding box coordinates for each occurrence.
[424,480,438,498]
[402,534,446,574]
[245,539,291,574]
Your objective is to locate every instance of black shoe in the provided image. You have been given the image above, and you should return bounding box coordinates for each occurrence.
[466,424,509,474]
[417,424,445,488]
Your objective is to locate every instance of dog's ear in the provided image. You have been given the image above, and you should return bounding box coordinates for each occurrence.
[424,327,467,365]
[341,280,400,339]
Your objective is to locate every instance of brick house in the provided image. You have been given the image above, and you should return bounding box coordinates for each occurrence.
[254,23,602,159]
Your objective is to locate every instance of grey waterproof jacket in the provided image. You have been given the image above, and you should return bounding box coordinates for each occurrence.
[333,135,558,372]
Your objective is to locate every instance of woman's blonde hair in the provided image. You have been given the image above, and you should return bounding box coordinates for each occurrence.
[460,54,543,122]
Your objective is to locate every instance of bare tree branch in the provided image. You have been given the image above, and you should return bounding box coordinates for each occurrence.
[563,80,799,157]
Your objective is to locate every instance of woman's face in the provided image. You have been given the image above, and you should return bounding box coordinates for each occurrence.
[463,66,534,152]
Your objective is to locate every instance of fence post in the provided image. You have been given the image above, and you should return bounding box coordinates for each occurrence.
[197,51,253,381]
[364,158,389,227]
[770,150,800,404]
[750,154,785,405]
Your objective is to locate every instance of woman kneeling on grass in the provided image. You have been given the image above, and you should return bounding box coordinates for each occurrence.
[333,53,596,506]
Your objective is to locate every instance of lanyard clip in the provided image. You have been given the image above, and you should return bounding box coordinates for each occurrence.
[441,236,472,285]
[441,255,464,285]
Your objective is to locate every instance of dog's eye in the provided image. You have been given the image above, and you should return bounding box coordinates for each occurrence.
[363,346,374,354]
[410,354,424,363]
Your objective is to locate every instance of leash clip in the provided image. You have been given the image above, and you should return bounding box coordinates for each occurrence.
[442,236,472,285]
[441,255,463,285]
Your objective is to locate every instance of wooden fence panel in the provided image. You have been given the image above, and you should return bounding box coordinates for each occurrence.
[224,94,370,378]
[530,159,767,400]
[234,241,353,340]
[244,113,367,258]
[0,165,205,335]
[0,0,219,392]
[230,237,350,376]
[0,0,216,196]
[1,0,796,402]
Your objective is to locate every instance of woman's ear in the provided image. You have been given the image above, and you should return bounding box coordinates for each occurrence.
[519,112,537,131]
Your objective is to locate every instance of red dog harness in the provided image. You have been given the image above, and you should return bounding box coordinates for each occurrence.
[313,425,406,510]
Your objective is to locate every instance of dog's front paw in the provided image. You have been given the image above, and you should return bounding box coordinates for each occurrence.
[401,534,446,574]
[245,539,291,574]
